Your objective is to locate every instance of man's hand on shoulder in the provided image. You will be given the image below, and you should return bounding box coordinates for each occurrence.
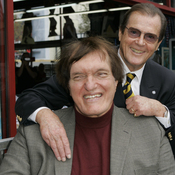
[125,95,166,117]
[36,108,71,161]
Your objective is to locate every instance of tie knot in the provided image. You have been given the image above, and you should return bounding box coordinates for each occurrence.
[126,73,136,83]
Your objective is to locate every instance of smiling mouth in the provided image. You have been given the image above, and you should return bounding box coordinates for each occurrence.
[131,48,145,54]
[84,94,102,99]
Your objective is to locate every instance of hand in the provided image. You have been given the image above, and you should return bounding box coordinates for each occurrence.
[36,108,71,161]
[126,95,166,117]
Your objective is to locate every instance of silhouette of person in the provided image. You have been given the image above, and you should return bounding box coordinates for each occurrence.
[35,63,46,84]
[63,7,77,43]
[21,13,35,44]
[16,52,37,94]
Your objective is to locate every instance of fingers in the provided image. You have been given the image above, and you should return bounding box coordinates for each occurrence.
[46,136,62,161]
[42,126,72,162]
[54,130,71,161]
[126,95,155,117]
[134,112,138,117]
[131,108,134,113]
[126,96,141,117]
[129,107,138,117]
[129,107,135,114]
[37,109,71,162]
[61,134,71,159]
[50,136,67,161]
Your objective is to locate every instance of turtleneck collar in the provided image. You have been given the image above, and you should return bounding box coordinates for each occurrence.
[74,104,114,129]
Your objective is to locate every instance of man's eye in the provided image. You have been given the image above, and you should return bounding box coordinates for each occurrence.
[73,75,85,81]
[97,72,108,77]
[147,34,154,39]
[131,30,138,35]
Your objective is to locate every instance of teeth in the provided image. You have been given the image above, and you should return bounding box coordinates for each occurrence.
[84,94,102,99]
[131,48,144,54]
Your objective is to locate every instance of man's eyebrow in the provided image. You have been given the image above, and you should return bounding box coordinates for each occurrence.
[71,72,84,76]
[96,68,110,72]
[99,68,109,70]
[71,68,110,76]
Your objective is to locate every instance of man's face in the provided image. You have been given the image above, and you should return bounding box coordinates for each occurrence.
[69,51,118,118]
[119,11,162,71]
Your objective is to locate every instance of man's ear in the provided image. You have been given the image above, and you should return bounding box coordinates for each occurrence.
[115,80,118,88]
[156,40,162,51]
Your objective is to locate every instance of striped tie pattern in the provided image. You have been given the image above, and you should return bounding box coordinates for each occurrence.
[123,73,136,99]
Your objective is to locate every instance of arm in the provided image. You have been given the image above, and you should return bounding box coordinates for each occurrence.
[16,61,25,77]
[15,74,73,124]
[125,77,175,126]
[158,124,175,174]
[126,96,167,119]
[24,62,37,79]
[15,75,73,161]
[125,76,175,157]
[0,126,30,174]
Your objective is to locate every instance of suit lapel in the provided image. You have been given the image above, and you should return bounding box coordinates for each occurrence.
[110,107,131,175]
[54,107,132,174]
[54,108,75,175]
[114,59,158,107]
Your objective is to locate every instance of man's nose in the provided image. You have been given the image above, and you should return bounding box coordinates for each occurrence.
[135,34,145,46]
[84,76,97,91]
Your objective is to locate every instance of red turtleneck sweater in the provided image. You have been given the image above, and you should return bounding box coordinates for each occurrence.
[71,104,113,175]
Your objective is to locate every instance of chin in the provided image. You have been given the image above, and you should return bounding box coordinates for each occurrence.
[83,110,104,118]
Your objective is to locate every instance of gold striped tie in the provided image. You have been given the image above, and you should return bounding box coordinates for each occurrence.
[123,73,136,99]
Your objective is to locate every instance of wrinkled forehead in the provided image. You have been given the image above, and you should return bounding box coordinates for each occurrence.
[70,50,112,74]
[71,49,110,66]
[127,11,161,34]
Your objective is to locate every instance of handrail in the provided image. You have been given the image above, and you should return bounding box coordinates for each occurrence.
[0,137,14,165]
[0,137,14,151]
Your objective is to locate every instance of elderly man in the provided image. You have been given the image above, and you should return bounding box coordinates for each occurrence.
[16,3,175,161]
[1,36,175,174]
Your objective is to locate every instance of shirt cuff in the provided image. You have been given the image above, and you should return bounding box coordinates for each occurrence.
[28,107,49,123]
[155,106,171,128]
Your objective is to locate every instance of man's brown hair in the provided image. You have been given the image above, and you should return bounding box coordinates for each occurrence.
[56,36,123,92]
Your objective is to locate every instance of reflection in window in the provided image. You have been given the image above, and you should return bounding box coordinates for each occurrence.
[147,0,166,5]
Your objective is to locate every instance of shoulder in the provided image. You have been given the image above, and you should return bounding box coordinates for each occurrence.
[113,106,165,136]
[146,59,175,79]
[54,106,74,117]
[16,124,43,146]
[54,107,75,124]
[20,107,74,135]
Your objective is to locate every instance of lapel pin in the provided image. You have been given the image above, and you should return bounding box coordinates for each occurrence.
[152,90,156,95]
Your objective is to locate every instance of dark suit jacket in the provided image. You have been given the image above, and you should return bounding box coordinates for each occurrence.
[15,59,175,156]
[1,107,175,174]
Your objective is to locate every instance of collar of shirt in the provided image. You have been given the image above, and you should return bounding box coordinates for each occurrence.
[118,49,145,95]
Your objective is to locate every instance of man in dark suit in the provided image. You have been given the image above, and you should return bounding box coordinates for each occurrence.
[16,3,175,161]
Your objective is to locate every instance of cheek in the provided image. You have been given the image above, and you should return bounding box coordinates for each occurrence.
[105,79,117,93]
[146,45,157,55]
[69,82,83,98]
[69,82,76,97]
